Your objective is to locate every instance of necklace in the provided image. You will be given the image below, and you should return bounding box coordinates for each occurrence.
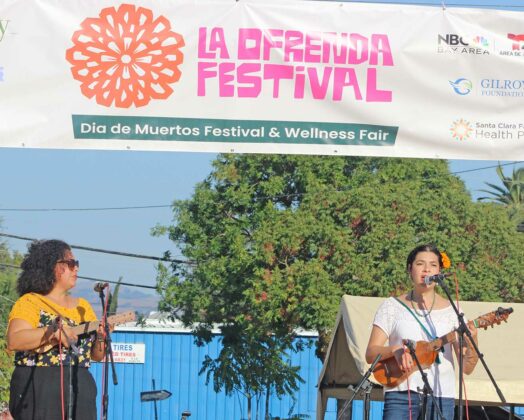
[410,289,435,317]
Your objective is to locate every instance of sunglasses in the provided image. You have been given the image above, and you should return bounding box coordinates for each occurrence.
[57,259,80,270]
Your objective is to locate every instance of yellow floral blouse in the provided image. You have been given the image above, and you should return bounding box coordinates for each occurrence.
[8,293,98,367]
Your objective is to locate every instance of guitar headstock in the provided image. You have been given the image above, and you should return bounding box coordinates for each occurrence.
[107,311,136,325]
[475,307,513,330]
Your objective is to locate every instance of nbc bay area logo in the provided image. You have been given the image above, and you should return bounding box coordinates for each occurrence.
[66,4,185,108]
[437,34,490,55]
[450,119,473,141]
[449,78,472,95]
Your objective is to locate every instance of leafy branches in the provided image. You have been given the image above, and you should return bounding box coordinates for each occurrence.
[155,155,524,418]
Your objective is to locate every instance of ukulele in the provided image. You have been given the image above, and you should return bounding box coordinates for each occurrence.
[372,307,513,387]
[35,310,136,353]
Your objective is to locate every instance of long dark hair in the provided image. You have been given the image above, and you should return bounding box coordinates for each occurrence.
[17,240,71,296]
[406,244,443,270]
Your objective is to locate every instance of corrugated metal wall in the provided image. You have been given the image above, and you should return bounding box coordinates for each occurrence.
[88,329,384,420]
[89,330,524,420]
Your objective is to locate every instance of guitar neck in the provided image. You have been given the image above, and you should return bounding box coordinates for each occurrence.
[430,319,474,350]
[72,320,100,336]
[70,313,130,336]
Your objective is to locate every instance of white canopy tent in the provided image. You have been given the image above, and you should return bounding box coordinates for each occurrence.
[317,295,524,419]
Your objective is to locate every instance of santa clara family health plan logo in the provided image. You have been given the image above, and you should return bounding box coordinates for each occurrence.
[450,119,473,141]
[66,4,185,108]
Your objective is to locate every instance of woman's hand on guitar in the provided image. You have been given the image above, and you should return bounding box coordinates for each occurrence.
[95,321,115,342]
[51,325,78,348]
[468,323,478,342]
[96,324,106,342]
[393,344,415,373]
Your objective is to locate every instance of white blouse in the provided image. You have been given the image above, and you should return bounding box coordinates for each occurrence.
[373,297,461,398]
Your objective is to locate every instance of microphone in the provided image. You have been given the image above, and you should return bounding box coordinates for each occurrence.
[93,282,109,293]
[424,273,452,285]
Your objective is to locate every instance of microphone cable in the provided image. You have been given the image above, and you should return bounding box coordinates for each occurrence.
[98,285,111,420]
[453,273,471,420]
[58,318,65,420]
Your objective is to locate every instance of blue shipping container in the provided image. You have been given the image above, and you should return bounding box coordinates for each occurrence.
[89,329,523,420]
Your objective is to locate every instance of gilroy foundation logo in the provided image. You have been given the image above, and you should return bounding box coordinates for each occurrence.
[449,78,472,95]
[66,4,185,108]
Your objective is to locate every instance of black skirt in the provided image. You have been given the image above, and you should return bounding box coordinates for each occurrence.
[9,365,97,420]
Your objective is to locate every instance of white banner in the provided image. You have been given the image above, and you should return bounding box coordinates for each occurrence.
[0,0,523,159]
[110,342,145,363]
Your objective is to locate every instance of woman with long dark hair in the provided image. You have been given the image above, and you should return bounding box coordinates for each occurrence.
[7,239,105,420]
[366,244,479,420]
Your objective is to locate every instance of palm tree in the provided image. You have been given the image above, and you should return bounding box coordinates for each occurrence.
[479,164,524,232]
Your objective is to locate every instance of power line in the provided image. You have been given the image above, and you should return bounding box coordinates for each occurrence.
[451,161,523,175]
[0,204,170,212]
[0,262,157,290]
[0,161,521,212]
[0,233,194,265]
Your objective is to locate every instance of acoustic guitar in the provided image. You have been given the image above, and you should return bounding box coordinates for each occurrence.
[372,307,513,387]
[35,310,136,353]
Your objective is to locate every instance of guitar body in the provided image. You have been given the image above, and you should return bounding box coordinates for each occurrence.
[371,307,513,387]
[372,341,438,387]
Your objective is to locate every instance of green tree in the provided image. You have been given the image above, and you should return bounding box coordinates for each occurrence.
[155,155,524,416]
[0,240,22,404]
[479,164,524,232]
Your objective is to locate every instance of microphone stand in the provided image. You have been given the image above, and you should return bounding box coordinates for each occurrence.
[67,348,79,420]
[403,340,444,420]
[337,354,381,420]
[57,317,80,420]
[98,287,118,420]
[432,277,506,420]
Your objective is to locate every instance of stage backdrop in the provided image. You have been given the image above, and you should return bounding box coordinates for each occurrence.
[1,0,524,159]
[317,295,524,420]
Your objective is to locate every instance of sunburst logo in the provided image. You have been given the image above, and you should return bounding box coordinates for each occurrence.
[66,4,185,108]
[450,119,473,141]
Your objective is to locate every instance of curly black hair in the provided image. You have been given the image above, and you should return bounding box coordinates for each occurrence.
[406,243,443,271]
[17,239,71,296]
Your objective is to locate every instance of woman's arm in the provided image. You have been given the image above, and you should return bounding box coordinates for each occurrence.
[7,318,77,352]
[366,325,413,372]
[452,324,479,375]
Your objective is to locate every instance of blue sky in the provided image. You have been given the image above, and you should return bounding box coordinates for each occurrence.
[0,147,520,314]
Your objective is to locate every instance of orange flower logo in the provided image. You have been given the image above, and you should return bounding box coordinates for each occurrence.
[66,4,185,108]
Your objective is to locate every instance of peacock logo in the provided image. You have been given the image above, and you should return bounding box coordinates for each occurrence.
[66,4,185,108]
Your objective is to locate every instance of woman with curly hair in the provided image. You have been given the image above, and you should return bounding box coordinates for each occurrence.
[365,244,480,420]
[7,239,105,420]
